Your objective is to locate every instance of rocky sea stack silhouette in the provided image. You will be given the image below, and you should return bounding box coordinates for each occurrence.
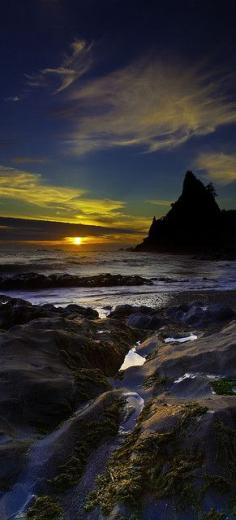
[136,171,236,257]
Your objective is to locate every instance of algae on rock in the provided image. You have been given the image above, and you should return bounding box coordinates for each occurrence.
[26,496,63,520]
[211,379,236,396]
[74,367,112,402]
[50,396,124,492]
[85,400,208,516]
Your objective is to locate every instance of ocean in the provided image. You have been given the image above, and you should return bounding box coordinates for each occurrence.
[0,244,235,315]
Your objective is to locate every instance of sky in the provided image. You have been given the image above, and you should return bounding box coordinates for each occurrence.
[1,0,236,245]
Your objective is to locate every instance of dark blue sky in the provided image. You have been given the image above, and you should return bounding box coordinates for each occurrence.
[1,0,236,244]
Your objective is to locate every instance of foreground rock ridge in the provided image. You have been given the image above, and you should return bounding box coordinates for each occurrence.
[0,295,235,519]
[136,171,236,256]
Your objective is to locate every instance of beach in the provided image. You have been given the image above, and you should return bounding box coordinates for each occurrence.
[0,246,235,519]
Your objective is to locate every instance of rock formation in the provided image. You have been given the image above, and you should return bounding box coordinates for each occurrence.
[0,295,235,519]
[136,171,236,256]
[0,273,152,291]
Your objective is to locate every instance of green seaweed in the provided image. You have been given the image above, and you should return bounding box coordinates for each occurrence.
[203,473,232,495]
[214,419,236,478]
[85,400,207,516]
[179,402,208,427]
[143,373,169,389]
[26,496,63,520]
[202,474,231,495]
[201,509,227,520]
[74,368,111,401]
[211,379,236,396]
[50,397,124,492]
[229,501,236,519]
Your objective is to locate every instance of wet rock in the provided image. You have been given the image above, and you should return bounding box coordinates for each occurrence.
[127,312,161,330]
[0,440,30,491]
[0,272,152,291]
[110,305,163,331]
[136,335,159,356]
[32,391,123,489]
[0,392,124,519]
[109,304,155,320]
[59,304,98,320]
[0,309,135,434]
[152,321,236,379]
[0,292,138,502]
[167,302,235,327]
[0,292,235,520]
[0,295,98,329]
[86,396,236,520]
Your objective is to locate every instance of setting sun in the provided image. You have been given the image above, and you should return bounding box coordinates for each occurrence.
[73,236,82,245]
[65,236,83,246]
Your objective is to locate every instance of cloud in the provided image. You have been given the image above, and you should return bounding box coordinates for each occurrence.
[0,216,132,243]
[0,166,84,208]
[4,96,20,102]
[0,166,149,236]
[0,166,124,221]
[195,152,236,184]
[64,58,236,155]
[11,157,47,165]
[146,199,172,206]
[26,38,93,93]
[25,40,236,155]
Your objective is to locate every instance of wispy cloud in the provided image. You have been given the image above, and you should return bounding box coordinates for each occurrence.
[146,199,171,206]
[195,152,236,184]
[11,156,47,165]
[0,166,149,235]
[0,216,132,243]
[4,96,20,102]
[24,38,236,155]
[26,39,93,93]
[64,58,236,155]
[0,166,120,220]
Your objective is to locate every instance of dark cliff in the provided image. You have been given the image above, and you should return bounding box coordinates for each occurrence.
[136,171,236,256]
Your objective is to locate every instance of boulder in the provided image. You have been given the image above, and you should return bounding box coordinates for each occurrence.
[109,304,155,320]
[0,295,98,329]
[0,311,135,431]
[152,321,236,379]
[167,302,235,327]
[127,312,161,330]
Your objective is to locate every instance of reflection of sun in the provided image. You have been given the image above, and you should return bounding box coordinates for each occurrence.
[73,237,82,245]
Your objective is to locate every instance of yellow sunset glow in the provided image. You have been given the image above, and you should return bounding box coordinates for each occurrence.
[72,236,82,245]
[65,236,83,245]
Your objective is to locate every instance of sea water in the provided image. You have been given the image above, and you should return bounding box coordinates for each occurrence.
[0,244,235,314]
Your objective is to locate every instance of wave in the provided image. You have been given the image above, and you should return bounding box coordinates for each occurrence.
[0,262,66,272]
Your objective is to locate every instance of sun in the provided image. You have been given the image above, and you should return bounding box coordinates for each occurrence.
[64,236,86,246]
[73,237,82,245]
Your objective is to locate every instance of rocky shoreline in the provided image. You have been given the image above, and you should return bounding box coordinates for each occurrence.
[0,294,235,520]
[0,272,152,291]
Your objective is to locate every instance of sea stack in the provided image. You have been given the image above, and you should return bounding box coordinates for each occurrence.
[136,171,235,255]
